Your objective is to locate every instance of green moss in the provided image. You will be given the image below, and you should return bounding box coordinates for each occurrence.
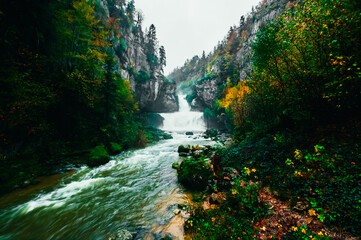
[88,145,110,168]
[177,157,213,191]
[108,142,122,155]
[172,162,180,169]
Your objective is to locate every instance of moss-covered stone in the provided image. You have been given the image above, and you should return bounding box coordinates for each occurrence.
[88,145,110,168]
[177,157,213,191]
[172,162,180,169]
[162,132,173,139]
[178,145,190,153]
[204,129,218,139]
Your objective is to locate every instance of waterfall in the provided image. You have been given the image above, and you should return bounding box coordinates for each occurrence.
[160,94,206,132]
[0,94,212,240]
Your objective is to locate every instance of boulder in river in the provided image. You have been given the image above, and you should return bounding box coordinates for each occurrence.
[177,145,190,154]
[172,162,180,169]
[185,131,194,136]
[108,229,134,240]
[177,157,213,191]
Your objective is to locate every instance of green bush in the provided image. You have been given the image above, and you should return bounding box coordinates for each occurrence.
[88,145,110,167]
[108,142,122,155]
[185,181,269,239]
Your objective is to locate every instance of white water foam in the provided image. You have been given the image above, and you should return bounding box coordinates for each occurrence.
[20,178,104,213]
[160,94,206,132]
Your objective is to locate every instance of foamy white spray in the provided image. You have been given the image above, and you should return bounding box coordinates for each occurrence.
[160,94,206,132]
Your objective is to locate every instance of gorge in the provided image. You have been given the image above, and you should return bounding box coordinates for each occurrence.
[1,0,361,239]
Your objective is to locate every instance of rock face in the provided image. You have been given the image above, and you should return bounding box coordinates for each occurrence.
[169,0,292,111]
[193,78,219,110]
[100,0,178,113]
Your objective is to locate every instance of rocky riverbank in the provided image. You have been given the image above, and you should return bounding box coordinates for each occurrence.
[174,134,358,240]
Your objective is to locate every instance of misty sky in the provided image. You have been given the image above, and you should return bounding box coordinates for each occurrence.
[134,0,260,75]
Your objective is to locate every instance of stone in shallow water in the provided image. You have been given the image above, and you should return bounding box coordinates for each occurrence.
[172,162,180,169]
[173,209,181,215]
[108,229,134,240]
[185,131,194,135]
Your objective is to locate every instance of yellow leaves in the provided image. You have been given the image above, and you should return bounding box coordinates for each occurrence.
[308,208,316,216]
[206,65,211,73]
[294,171,303,177]
[302,228,307,234]
[291,226,298,231]
[244,167,251,176]
[294,149,302,159]
[218,81,250,109]
[251,168,256,173]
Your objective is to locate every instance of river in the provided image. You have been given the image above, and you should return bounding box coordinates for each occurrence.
[0,95,214,239]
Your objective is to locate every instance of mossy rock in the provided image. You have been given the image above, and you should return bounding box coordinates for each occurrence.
[204,129,218,139]
[88,145,110,167]
[177,157,213,191]
[162,132,173,140]
[109,142,122,155]
[178,145,190,153]
[185,131,194,135]
[172,162,180,169]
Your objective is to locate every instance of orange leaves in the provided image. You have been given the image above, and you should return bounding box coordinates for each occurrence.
[241,30,248,40]
[285,1,296,9]
[218,81,250,109]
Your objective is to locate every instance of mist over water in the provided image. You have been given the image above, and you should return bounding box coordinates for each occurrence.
[160,94,206,132]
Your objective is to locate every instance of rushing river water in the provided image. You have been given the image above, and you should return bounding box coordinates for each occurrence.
[0,95,213,239]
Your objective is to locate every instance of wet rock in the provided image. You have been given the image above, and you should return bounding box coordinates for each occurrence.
[185,131,194,136]
[161,234,173,240]
[209,192,226,205]
[144,113,164,128]
[192,150,204,159]
[179,152,189,157]
[177,157,213,191]
[108,229,134,240]
[172,162,180,169]
[173,209,181,215]
[177,204,188,210]
[204,129,218,139]
[23,180,31,185]
[177,145,190,154]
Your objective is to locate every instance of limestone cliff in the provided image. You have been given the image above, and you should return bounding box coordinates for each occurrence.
[169,0,293,111]
[100,0,178,113]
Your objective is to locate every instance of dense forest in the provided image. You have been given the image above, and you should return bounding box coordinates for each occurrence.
[0,0,170,193]
[1,0,361,238]
[172,0,361,238]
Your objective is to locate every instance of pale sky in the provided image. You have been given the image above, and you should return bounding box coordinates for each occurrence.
[134,0,260,75]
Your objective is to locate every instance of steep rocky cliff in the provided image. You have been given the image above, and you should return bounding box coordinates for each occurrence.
[100,0,178,112]
[169,0,293,112]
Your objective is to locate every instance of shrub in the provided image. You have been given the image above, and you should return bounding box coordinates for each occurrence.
[108,142,122,155]
[88,145,110,167]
